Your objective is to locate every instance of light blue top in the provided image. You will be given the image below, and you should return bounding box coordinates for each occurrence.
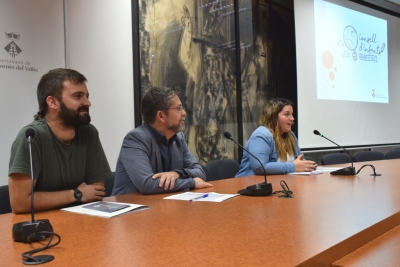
[235,126,301,177]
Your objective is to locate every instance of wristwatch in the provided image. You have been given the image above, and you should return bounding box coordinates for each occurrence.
[73,188,82,203]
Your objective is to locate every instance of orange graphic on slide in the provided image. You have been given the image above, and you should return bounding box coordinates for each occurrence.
[322,50,337,88]
[322,50,334,69]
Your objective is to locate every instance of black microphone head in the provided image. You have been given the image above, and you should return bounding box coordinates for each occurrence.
[25,128,35,139]
[313,130,320,136]
[223,132,232,139]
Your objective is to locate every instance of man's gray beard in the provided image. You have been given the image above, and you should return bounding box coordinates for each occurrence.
[167,122,185,133]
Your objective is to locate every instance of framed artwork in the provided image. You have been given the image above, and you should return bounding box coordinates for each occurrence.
[132,0,296,164]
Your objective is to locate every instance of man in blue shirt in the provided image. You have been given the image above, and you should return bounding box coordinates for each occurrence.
[112,87,213,195]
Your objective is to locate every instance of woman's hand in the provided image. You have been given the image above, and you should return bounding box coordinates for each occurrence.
[294,154,318,172]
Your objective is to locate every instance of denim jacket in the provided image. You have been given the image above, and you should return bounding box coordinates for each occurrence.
[235,126,301,177]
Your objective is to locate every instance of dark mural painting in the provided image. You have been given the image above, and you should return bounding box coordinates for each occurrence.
[135,0,297,164]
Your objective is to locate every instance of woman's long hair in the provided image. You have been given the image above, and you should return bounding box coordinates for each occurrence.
[258,98,296,161]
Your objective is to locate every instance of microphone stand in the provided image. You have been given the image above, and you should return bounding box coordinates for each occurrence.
[224,132,272,196]
[12,129,54,264]
[314,130,355,175]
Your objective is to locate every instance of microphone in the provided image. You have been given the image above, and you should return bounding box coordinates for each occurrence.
[223,132,272,196]
[12,128,54,264]
[313,130,355,175]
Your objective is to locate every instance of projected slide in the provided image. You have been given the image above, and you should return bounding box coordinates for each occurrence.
[314,0,388,103]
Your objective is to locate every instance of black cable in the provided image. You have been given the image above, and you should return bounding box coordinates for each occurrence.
[355,164,381,176]
[21,230,61,264]
[272,180,293,198]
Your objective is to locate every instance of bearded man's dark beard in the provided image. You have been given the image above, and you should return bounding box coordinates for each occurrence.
[59,102,91,129]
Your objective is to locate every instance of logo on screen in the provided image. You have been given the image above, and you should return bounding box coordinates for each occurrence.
[4,32,22,58]
[372,89,375,98]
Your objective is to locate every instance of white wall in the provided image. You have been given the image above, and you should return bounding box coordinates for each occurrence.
[0,0,65,186]
[0,0,135,185]
[67,0,135,173]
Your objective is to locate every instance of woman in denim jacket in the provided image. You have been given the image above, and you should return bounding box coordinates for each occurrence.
[236,98,317,176]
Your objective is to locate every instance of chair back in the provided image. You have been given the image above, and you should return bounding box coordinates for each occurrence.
[352,151,385,162]
[205,159,239,181]
[200,165,213,181]
[0,185,12,214]
[385,148,400,160]
[104,172,115,197]
[321,153,352,165]
[304,156,315,162]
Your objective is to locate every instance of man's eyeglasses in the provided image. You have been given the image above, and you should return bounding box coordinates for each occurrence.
[165,105,185,112]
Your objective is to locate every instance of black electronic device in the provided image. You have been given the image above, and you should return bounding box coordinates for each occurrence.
[313,130,356,175]
[223,132,272,196]
[12,219,53,243]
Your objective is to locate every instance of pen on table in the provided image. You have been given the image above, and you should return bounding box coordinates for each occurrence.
[190,194,209,202]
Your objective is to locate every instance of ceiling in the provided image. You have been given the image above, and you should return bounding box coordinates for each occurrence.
[384,0,400,6]
[356,0,400,15]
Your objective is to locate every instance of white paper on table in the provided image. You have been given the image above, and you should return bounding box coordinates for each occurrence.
[289,167,342,175]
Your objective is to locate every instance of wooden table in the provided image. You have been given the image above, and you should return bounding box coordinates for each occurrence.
[333,224,400,267]
[1,159,400,267]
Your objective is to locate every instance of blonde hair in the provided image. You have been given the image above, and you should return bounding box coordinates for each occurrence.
[258,98,296,161]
